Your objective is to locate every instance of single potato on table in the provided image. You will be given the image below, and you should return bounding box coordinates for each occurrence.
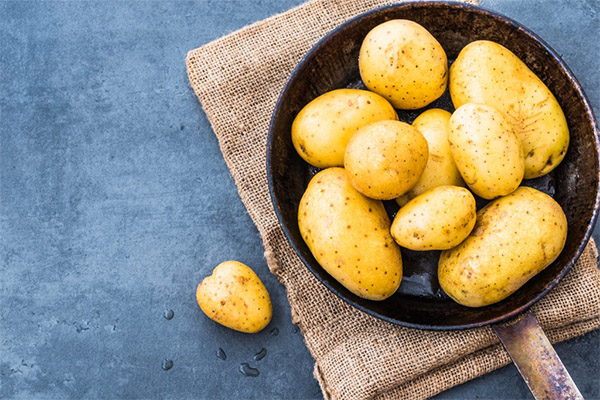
[449,103,524,199]
[450,40,569,178]
[291,89,398,168]
[359,19,448,109]
[196,261,272,333]
[391,185,476,251]
[438,187,568,307]
[298,168,402,300]
[344,120,428,200]
[396,109,464,206]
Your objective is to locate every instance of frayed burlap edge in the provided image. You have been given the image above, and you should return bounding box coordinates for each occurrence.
[185,0,600,398]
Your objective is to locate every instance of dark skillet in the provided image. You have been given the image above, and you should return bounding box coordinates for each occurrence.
[267,2,599,398]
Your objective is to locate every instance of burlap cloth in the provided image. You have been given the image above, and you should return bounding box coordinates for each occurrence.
[186,0,600,398]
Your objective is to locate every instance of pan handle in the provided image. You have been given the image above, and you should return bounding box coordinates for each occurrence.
[493,312,583,400]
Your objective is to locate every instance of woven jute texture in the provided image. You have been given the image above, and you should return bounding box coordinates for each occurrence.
[186,0,600,398]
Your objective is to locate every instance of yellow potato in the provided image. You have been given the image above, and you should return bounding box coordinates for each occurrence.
[359,19,448,109]
[391,186,476,251]
[291,89,398,168]
[450,40,569,178]
[344,120,428,200]
[396,109,464,206]
[449,103,524,199]
[196,261,272,333]
[438,187,567,307]
[298,168,402,300]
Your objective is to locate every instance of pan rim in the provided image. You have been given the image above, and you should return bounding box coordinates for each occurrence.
[266,0,600,330]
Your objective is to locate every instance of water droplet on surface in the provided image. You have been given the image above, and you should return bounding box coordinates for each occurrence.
[163,309,174,320]
[253,348,267,361]
[270,328,279,336]
[216,348,227,361]
[239,363,259,377]
[161,359,173,371]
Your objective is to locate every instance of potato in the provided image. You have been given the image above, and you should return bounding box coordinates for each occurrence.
[438,187,568,307]
[396,109,465,206]
[450,40,569,179]
[291,89,398,168]
[449,103,524,199]
[196,261,272,333]
[359,19,448,109]
[298,168,402,300]
[344,120,428,200]
[391,186,476,250]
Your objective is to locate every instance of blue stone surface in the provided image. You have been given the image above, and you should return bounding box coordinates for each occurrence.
[0,0,597,398]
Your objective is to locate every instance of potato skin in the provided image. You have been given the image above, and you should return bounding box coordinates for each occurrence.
[196,261,272,333]
[396,109,465,206]
[438,187,568,307]
[359,19,447,109]
[344,120,428,200]
[298,168,402,300]
[291,89,398,168]
[449,103,524,200]
[450,40,569,179]
[391,186,476,251]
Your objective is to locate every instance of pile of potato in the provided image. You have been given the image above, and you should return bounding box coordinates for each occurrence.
[293,20,568,308]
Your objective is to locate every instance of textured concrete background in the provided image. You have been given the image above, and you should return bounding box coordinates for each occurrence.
[0,0,598,399]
